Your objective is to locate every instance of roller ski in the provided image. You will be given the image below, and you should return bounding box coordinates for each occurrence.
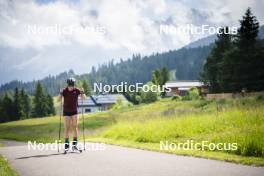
[70,139,82,153]
[63,143,69,154]
[63,141,82,154]
[72,144,82,153]
[63,147,82,154]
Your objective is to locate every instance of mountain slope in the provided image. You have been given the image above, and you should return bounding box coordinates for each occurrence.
[0,45,212,96]
[184,25,264,48]
[1,25,264,96]
[185,35,217,48]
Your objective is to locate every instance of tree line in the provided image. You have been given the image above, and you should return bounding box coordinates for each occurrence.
[0,82,55,123]
[201,8,264,93]
[0,44,212,96]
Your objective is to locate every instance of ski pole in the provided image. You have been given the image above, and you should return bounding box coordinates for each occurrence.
[82,98,86,151]
[58,92,62,153]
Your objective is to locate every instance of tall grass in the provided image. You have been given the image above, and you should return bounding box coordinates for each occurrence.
[0,112,115,143]
[101,97,264,157]
[0,96,263,159]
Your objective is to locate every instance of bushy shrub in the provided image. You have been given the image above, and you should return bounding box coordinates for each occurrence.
[183,87,200,100]
[141,91,158,103]
[140,82,159,103]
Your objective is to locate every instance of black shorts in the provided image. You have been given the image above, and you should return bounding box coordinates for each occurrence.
[63,111,78,116]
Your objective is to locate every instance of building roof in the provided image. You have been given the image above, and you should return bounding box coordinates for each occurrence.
[92,94,127,104]
[78,94,127,107]
[165,81,204,88]
[78,96,97,106]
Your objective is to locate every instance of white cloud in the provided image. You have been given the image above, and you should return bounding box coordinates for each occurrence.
[0,0,263,84]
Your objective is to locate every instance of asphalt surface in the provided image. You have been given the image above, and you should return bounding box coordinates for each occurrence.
[0,140,263,176]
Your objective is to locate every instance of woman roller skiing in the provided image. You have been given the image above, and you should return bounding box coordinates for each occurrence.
[58,77,86,154]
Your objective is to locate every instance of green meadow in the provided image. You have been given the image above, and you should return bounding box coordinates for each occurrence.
[0,96,264,166]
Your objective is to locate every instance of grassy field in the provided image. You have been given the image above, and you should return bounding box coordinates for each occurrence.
[0,96,263,166]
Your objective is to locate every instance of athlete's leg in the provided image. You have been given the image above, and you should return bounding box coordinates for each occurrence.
[64,116,71,138]
[72,115,78,138]
[71,115,78,146]
[64,116,71,150]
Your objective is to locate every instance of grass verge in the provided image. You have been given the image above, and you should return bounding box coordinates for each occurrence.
[0,96,263,166]
[0,155,17,176]
[88,137,264,166]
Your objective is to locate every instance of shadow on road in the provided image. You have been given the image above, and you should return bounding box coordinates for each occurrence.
[16,151,82,160]
[16,153,63,159]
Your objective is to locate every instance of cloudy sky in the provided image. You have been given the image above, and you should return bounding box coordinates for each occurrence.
[0,0,263,85]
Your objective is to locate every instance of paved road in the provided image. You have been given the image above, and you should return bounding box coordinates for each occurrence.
[0,140,263,176]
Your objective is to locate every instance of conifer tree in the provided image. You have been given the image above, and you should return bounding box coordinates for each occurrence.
[222,8,263,91]
[1,94,13,122]
[20,89,31,118]
[46,94,56,115]
[13,87,23,120]
[33,82,48,117]
[201,27,232,93]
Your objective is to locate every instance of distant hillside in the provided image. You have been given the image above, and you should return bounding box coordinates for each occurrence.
[185,35,217,48]
[0,70,75,97]
[1,25,263,96]
[185,25,264,48]
[90,45,212,83]
[0,45,212,96]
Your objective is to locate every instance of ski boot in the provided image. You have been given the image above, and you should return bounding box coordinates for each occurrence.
[64,142,69,154]
[72,144,82,153]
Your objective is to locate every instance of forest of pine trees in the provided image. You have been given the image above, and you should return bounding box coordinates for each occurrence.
[0,82,55,123]
[0,45,212,97]
[201,8,264,93]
